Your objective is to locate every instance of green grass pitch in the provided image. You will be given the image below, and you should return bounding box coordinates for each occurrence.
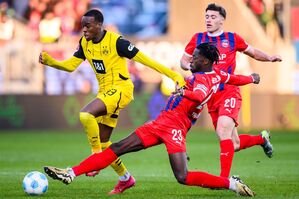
[0,129,299,198]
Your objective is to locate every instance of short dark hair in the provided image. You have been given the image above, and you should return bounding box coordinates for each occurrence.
[83,9,104,23]
[196,43,220,65]
[206,3,226,19]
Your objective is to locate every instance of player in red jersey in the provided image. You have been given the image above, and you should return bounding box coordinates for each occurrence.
[43,43,259,197]
[180,3,281,178]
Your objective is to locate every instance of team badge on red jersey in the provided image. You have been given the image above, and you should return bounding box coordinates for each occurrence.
[221,39,229,48]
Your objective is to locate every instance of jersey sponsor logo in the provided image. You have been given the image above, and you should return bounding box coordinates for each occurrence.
[92,59,106,74]
[221,39,229,48]
[219,53,227,61]
[128,44,135,51]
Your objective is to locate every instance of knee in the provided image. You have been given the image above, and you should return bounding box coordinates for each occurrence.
[175,173,187,185]
[216,123,234,140]
[101,141,112,150]
[110,142,122,156]
[233,139,240,151]
[79,112,94,124]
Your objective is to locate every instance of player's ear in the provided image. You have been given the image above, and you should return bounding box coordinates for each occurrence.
[203,58,210,65]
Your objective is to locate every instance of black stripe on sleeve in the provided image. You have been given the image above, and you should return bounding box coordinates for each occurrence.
[116,37,139,59]
[73,37,86,60]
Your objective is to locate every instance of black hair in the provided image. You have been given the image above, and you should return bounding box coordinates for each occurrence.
[196,43,220,65]
[83,9,104,23]
[206,3,226,19]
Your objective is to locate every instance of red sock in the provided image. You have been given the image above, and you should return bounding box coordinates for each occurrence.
[239,134,264,150]
[185,171,229,189]
[220,139,234,178]
[72,147,117,176]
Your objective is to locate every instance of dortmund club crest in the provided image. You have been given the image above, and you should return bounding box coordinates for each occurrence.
[102,46,109,55]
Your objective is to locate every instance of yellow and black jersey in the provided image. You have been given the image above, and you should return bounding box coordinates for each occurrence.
[74,30,138,92]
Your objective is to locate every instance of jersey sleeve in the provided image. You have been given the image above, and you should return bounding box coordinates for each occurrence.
[184,33,198,57]
[215,68,253,86]
[234,33,249,52]
[116,37,139,59]
[73,37,86,60]
[183,76,208,103]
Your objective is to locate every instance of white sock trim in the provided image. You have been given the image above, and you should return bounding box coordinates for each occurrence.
[229,177,236,191]
[67,168,76,178]
[119,171,131,181]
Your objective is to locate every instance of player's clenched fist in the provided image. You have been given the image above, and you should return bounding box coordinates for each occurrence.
[251,73,260,84]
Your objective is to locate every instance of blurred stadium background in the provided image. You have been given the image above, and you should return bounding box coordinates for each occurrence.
[1,0,299,131]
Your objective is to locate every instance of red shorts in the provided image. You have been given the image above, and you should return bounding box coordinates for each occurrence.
[208,86,242,128]
[135,117,187,154]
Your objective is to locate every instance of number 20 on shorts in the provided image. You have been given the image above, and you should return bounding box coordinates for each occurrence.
[224,97,236,108]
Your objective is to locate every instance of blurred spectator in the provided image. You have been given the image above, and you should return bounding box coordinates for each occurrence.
[13,0,28,20]
[27,10,41,40]
[245,0,271,28]
[90,0,168,37]
[0,1,14,43]
[24,0,90,37]
[73,0,90,34]
[274,1,284,38]
[39,11,61,43]
[53,1,75,35]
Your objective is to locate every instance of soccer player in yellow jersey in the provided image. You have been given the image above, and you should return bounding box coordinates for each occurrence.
[39,9,185,195]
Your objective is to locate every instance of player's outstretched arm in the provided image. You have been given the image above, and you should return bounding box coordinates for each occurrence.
[216,68,260,86]
[244,46,282,62]
[226,73,260,86]
[39,52,83,72]
[132,51,186,87]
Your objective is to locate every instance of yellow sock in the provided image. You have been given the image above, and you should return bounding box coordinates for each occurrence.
[102,141,127,176]
[79,112,102,153]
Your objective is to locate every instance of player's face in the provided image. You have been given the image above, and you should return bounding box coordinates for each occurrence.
[81,16,101,41]
[205,10,224,34]
[190,49,207,73]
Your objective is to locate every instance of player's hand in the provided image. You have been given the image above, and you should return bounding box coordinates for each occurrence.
[180,63,191,71]
[39,52,45,64]
[251,73,260,84]
[172,81,185,96]
[269,55,282,62]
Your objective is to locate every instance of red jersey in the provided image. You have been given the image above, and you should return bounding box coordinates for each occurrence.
[184,31,250,123]
[158,69,253,130]
[184,31,248,92]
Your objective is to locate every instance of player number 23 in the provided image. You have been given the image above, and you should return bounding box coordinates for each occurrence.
[172,129,182,143]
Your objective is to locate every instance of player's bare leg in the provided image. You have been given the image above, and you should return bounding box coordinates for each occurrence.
[231,127,240,151]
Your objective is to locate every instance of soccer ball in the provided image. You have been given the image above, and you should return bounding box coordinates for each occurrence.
[22,171,48,195]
